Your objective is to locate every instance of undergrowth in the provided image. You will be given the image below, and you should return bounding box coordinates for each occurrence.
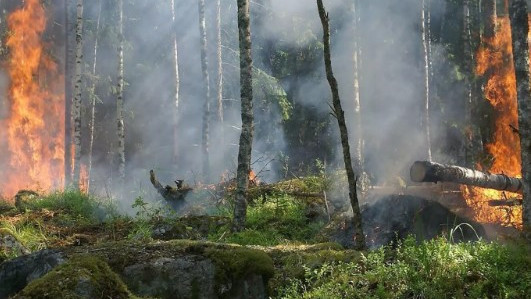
[276,237,531,298]
[209,194,324,246]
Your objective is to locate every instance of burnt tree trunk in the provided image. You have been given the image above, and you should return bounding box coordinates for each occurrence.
[232,0,254,232]
[410,160,523,193]
[421,0,432,161]
[508,0,530,229]
[317,0,366,250]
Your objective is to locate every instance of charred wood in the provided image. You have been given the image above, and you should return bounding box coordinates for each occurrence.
[149,170,192,202]
[410,161,523,193]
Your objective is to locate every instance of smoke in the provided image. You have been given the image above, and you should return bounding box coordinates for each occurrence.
[0,0,470,212]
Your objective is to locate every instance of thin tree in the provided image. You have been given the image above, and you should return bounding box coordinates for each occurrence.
[71,0,84,190]
[170,0,180,165]
[86,0,102,193]
[198,0,210,182]
[64,0,74,187]
[116,0,126,183]
[421,0,432,161]
[215,0,223,125]
[349,0,364,183]
[317,0,366,250]
[232,0,254,232]
[508,0,530,230]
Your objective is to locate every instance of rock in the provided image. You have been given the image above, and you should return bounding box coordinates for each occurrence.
[0,228,30,262]
[319,195,486,249]
[14,255,131,299]
[123,255,216,298]
[0,250,65,298]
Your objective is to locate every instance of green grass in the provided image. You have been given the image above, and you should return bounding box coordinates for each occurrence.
[210,194,324,246]
[276,237,531,298]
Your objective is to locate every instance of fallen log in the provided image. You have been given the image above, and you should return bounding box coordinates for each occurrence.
[149,170,192,202]
[410,161,522,193]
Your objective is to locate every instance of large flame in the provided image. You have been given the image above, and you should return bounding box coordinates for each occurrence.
[462,13,530,230]
[0,0,64,198]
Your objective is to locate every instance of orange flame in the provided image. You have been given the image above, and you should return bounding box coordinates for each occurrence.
[0,0,64,198]
[461,13,530,229]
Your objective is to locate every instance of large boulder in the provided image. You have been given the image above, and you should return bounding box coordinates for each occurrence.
[0,228,30,263]
[0,250,65,298]
[320,195,486,249]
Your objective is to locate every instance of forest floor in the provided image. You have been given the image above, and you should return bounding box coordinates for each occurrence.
[1,177,530,298]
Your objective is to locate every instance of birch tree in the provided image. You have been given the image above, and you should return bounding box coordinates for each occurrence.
[232,0,254,232]
[421,0,432,161]
[317,0,366,250]
[508,0,531,229]
[71,0,83,190]
[86,0,102,193]
[171,0,180,165]
[215,0,223,125]
[116,0,126,183]
[64,0,75,187]
[198,0,211,182]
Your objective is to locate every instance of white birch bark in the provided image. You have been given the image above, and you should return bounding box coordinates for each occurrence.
[117,0,126,182]
[171,0,180,165]
[72,0,84,190]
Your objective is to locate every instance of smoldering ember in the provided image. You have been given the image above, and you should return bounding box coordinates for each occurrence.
[0,0,530,298]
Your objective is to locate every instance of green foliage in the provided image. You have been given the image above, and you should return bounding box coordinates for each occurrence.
[211,194,324,246]
[277,237,531,298]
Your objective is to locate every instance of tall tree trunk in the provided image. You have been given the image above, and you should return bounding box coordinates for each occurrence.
[421,0,432,161]
[317,0,366,250]
[116,0,125,183]
[216,0,223,125]
[86,0,102,193]
[71,0,84,190]
[463,0,479,167]
[350,0,363,178]
[232,0,254,232]
[482,0,497,40]
[198,0,210,182]
[64,0,74,187]
[508,0,531,230]
[170,0,180,166]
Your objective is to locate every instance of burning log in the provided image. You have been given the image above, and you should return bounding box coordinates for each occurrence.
[149,170,192,202]
[410,161,523,193]
[488,199,522,207]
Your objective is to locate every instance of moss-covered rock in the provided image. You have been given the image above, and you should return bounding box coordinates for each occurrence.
[0,227,30,262]
[15,255,133,299]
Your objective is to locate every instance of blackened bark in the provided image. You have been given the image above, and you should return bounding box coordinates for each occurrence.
[410,160,523,193]
[232,0,254,232]
[317,0,366,250]
[508,0,531,229]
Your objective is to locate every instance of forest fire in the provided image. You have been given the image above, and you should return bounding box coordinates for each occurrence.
[461,15,529,229]
[0,0,64,198]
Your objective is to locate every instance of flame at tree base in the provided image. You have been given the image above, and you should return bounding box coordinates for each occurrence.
[461,14,530,230]
[0,0,64,198]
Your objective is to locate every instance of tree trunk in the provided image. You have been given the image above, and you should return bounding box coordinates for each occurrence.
[86,0,102,193]
[198,0,210,182]
[232,0,254,232]
[349,0,363,178]
[463,0,482,167]
[410,160,523,193]
[116,0,125,183]
[482,0,497,40]
[317,0,366,250]
[508,0,530,229]
[64,0,74,187]
[421,0,432,161]
[216,0,223,125]
[71,0,83,190]
[170,0,180,166]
